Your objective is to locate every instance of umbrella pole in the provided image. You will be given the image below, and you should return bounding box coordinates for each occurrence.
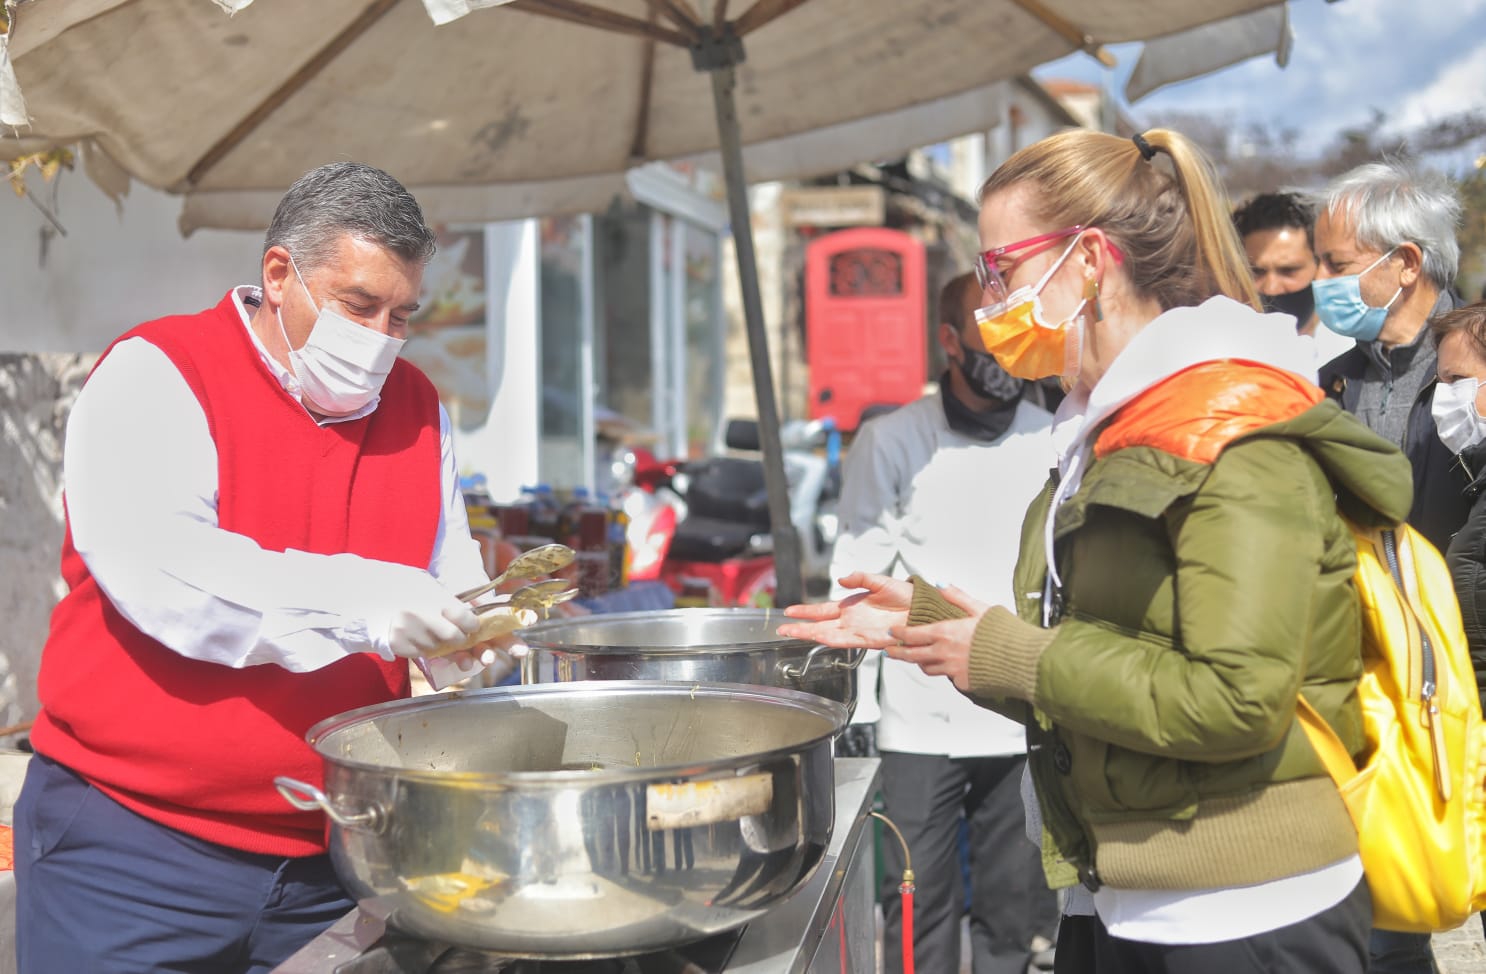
[705,59,804,608]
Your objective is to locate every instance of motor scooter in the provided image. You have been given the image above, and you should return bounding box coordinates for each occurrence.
[613,417,841,607]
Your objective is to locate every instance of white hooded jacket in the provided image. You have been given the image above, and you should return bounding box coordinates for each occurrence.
[831,390,1053,756]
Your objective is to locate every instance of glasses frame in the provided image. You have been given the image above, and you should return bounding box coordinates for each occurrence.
[973,225,1085,304]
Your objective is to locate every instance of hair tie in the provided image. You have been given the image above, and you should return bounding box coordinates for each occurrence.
[1132,133,1156,162]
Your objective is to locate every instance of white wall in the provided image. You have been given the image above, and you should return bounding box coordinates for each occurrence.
[720,182,790,425]
[986,87,1080,173]
[0,353,91,731]
[461,219,541,501]
[0,174,258,734]
[1,174,262,354]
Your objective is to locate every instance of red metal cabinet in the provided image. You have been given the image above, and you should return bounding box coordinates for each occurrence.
[804,228,926,431]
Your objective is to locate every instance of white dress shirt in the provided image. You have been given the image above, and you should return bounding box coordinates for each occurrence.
[62,286,489,687]
[830,392,1054,756]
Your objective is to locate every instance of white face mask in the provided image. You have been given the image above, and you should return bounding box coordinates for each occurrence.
[277,253,405,417]
[1430,377,1486,455]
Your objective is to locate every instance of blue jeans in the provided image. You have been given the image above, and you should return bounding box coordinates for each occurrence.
[1368,928,1437,974]
[14,753,354,974]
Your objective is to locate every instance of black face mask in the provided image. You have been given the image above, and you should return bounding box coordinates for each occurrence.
[941,371,1019,442]
[1261,285,1316,329]
[956,344,1022,403]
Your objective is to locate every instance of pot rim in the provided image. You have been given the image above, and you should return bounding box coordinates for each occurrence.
[303,680,848,785]
[518,607,815,653]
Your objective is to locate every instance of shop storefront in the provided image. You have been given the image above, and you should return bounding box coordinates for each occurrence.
[405,163,726,504]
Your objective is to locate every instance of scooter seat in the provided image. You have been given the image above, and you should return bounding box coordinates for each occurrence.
[682,457,771,528]
[668,515,761,562]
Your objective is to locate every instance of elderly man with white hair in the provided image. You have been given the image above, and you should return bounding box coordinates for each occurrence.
[1314,159,1468,557]
[1313,160,1467,974]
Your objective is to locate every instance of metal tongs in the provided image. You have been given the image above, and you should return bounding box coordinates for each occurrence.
[484,578,581,617]
[431,545,579,658]
[456,543,575,603]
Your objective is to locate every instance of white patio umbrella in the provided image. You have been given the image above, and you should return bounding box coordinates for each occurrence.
[1124,2,1292,103]
[1,0,1294,603]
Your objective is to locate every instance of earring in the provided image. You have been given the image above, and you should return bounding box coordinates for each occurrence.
[1083,279,1103,322]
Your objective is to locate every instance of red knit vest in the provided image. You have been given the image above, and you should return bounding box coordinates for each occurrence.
[31,292,442,856]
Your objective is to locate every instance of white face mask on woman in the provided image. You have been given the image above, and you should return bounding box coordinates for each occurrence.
[276,253,405,417]
[1431,377,1486,455]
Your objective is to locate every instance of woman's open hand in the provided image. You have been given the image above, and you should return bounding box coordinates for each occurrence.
[776,572,913,648]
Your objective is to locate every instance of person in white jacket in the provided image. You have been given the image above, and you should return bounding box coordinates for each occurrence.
[832,272,1059,974]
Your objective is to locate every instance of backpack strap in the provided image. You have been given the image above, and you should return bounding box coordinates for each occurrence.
[1296,696,1361,789]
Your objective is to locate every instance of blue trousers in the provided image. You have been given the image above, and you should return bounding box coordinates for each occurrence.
[14,753,354,974]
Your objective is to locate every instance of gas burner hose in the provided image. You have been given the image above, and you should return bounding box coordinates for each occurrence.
[870,810,916,974]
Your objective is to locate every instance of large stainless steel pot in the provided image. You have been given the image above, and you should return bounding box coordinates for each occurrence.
[275,681,846,958]
[519,608,864,720]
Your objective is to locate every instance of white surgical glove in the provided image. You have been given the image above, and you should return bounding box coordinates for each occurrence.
[367,568,482,661]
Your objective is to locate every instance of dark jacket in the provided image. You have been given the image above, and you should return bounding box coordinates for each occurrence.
[1445,441,1486,710]
[1318,291,1471,554]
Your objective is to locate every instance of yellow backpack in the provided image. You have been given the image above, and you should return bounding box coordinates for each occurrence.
[1297,519,1486,933]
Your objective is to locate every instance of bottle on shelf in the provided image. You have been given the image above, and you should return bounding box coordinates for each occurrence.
[528,483,562,543]
[606,494,631,592]
[575,488,612,598]
[460,474,501,576]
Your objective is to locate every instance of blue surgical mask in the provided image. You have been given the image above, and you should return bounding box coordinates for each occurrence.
[1312,247,1402,342]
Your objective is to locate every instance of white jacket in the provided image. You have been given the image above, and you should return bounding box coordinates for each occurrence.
[831,391,1053,756]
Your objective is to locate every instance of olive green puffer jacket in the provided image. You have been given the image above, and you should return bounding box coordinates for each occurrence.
[910,370,1413,892]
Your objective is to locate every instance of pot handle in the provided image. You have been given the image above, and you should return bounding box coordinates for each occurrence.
[275,776,387,834]
[781,645,867,682]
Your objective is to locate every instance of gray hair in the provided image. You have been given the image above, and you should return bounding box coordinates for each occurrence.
[1315,160,1461,291]
[263,162,437,274]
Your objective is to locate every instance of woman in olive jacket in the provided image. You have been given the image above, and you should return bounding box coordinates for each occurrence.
[782,128,1414,973]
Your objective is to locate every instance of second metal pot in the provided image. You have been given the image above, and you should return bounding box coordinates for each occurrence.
[275,681,844,957]
[518,608,863,720]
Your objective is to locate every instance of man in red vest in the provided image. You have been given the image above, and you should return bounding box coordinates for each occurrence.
[15,162,505,973]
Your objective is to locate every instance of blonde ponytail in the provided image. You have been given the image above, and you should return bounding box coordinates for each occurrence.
[1137,129,1260,311]
[979,128,1260,313]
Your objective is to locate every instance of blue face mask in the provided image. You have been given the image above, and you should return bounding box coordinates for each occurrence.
[1312,247,1402,342]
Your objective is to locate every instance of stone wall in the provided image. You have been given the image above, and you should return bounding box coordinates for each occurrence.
[0,353,94,731]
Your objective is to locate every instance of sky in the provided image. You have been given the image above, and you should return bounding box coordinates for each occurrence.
[1030,0,1486,167]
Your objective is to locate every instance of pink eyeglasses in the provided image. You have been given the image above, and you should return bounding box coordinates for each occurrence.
[974,225,1123,305]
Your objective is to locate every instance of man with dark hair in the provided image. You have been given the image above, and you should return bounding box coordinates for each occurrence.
[833,271,1058,974]
[14,162,507,973]
[1233,191,1355,363]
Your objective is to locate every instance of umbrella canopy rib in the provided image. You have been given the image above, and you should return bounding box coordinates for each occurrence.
[184,0,402,188]
[733,0,814,37]
[508,0,693,46]
[1006,0,1115,67]
[640,0,703,36]
[630,27,658,161]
